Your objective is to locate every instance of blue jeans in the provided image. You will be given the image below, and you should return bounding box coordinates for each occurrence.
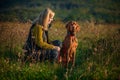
[45,40,62,62]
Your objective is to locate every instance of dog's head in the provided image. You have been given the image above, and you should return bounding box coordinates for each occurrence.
[66,21,80,35]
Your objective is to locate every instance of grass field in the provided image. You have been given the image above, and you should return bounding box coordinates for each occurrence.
[0,21,120,80]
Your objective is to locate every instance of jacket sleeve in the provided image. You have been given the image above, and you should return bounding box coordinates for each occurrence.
[34,25,54,49]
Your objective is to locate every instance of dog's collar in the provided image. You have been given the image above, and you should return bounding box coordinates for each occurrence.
[70,35,75,39]
[67,31,76,36]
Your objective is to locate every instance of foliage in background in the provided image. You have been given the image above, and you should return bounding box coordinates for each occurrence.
[0,0,120,23]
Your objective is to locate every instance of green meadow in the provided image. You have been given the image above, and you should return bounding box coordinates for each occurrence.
[0,21,120,80]
[0,0,120,80]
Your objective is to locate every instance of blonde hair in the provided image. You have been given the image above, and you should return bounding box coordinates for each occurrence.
[33,8,55,30]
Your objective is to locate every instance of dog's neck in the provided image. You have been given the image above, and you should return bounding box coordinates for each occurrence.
[67,31,76,36]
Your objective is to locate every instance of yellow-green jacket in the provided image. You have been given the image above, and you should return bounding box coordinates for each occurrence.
[32,24,54,49]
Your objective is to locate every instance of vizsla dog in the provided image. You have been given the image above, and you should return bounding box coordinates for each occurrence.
[59,21,80,71]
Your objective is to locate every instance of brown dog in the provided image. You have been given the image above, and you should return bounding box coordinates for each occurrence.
[58,21,80,69]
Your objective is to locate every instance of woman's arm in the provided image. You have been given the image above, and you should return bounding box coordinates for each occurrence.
[34,25,55,49]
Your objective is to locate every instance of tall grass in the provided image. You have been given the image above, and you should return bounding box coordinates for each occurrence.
[0,21,120,80]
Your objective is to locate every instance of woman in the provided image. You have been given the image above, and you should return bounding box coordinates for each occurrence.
[24,8,61,63]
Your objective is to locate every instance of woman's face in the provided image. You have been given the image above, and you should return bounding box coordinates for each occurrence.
[48,15,54,24]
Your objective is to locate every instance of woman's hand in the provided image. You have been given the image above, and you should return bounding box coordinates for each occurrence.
[54,46,60,51]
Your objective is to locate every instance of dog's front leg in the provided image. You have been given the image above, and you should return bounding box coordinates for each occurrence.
[73,51,76,67]
[66,52,69,69]
[64,51,69,79]
[70,51,76,73]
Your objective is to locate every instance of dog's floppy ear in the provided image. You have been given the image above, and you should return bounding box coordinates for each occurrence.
[65,21,71,31]
[66,21,74,31]
[76,25,80,32]
[76,22,80,32]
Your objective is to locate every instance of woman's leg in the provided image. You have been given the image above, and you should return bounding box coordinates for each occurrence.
[50,40,62,62]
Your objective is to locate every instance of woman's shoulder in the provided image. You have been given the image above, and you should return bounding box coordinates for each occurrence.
[33,24,43,29]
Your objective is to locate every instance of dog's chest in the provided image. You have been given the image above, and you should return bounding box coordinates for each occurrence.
[70,36,78,48]
[63,35,78,49]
